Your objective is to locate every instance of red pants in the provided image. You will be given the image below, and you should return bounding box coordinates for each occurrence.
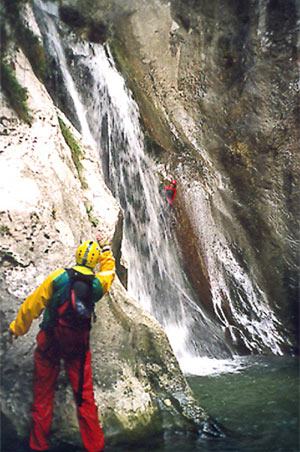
[29,327,105,452]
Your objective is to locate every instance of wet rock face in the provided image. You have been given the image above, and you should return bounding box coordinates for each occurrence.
[58,0,299,351]
[169,0,299,346]
[173,0,299,346]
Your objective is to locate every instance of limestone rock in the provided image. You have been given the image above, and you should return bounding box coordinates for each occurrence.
[0,41,218,449]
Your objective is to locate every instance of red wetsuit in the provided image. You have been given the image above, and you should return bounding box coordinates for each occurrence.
[165,183,177,206]
[10,249,115,452]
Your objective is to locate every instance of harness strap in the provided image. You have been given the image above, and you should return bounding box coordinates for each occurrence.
[76,341,89,407]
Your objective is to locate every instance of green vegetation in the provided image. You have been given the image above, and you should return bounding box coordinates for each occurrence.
[0,59,33,125]
[86,206,99,228]
[1,0,48,123]
[19,27,48,83]
[1,0,48,122]
[58,119,101,228]
[58,116,88,190]
[3,0,48,81]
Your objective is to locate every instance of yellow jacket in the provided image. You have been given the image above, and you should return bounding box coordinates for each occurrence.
[10,249,115,336]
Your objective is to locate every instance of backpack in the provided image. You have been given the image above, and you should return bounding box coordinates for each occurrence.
[53,268,96,329]
[40,268,102,333]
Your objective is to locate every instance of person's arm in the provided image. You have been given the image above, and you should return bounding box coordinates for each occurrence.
[9,268,64,336]
[94,234,116,295]
[94,247,116,295]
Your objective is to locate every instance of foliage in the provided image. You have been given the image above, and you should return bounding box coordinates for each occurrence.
[58,117,88,190]
[58,118,101,228]
[0,59,33,124]
[1,0,48,122]
[86,206,99,227]
[2,0,48,82]
[19,26,48,83]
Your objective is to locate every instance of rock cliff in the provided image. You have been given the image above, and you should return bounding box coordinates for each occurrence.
[58,0,299,352]
[0,45,219,449]
[1,0,299,447]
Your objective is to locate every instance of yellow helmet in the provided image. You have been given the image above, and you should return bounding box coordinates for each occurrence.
[76,241,101,268]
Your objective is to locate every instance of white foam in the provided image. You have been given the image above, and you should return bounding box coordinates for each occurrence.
[180,355,247,377]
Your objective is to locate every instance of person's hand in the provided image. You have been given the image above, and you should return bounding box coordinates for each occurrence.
[96,232,109,249]
[7,329,17,344]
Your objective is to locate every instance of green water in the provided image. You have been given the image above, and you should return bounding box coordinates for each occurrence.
[187,355,299,452]
[4,356,299,452]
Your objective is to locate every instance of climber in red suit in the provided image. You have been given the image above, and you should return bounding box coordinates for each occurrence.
[165,179,177,207]
[8,235,115,452]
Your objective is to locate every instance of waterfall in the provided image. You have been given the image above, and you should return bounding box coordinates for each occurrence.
[72,41,233,367]
[32,0,286,374]
[32,1,233,374]
[32,0,95,147]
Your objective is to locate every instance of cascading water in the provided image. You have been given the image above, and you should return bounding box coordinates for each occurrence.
[77,44,235,366]
[182,180,286,355]
[32,0,95,147]
[32,0,286,374]
[32,1,232,373]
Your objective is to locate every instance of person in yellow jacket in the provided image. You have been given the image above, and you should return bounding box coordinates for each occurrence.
[8,235,115,452]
